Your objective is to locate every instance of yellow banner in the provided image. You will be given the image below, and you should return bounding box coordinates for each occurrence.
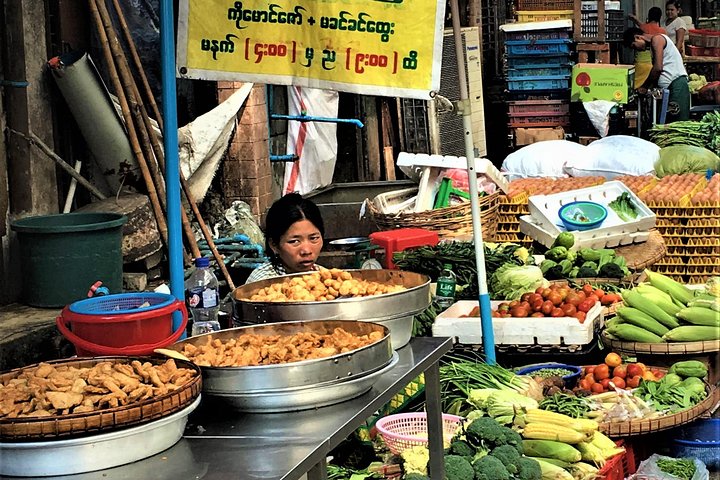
[177,0,446,99]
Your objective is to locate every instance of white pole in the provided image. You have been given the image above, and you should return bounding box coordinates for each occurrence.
[63,160,82,213]
[448,0,496,363]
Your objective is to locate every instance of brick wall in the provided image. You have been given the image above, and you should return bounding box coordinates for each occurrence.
[219,82,273,221]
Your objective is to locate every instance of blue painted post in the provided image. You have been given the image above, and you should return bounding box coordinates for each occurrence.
[160,0,186,338]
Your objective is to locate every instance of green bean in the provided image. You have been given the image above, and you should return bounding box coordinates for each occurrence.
[657,458,696,480]
[531,368,574,378]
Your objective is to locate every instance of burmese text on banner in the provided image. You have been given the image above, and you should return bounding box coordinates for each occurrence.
[176,0,446,99]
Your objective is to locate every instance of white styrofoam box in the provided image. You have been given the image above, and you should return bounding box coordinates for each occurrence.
[528,181,656,239]
[432,300,603,346]
[580,1,621,10]
[520,215,651,249]
[499,20,573,32]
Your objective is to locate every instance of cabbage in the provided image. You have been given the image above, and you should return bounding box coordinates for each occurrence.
[489,264,545,301]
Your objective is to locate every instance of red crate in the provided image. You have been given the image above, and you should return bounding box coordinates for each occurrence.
[508,100,570,115]
[599,440,637,480]
[689,29,720,48]
[687,45,720,57]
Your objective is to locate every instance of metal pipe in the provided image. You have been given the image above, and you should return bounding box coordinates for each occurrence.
[449,0,495,364]
[270,113,364,129]
[63,160,82,213]
[160,0,185,337]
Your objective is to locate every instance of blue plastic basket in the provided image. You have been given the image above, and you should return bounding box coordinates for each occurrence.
[68,292,177,315]
[671,419,720,471]
[507,65,572,79]
[507,75,570,91]
[507,55,572,68]
[516,363,582,388]
[505,39,572,56]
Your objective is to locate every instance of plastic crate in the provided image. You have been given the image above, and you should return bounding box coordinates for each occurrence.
[517,0,574,10]
[506,88,570,101]
[507,64,572,78]
[579,10,626,41]
[507,75,570,90]
[505,29,571,41]
[687,45,720,57]
[689,29,720,48]
[581,0,621,10]
[507,55,572,68]
[506,39,572,55]
[508,113,571,127]
[508,100,570,114]
[516,10,574,22]
[599,440,636,480]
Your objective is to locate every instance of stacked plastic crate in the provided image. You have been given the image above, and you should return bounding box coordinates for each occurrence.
[577,1,624,43]
[504,18,573,144]
[516,0,574,24]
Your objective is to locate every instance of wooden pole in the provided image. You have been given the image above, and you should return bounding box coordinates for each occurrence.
[109,0,163,131]
[88,0,170,247]
[8,129,107,200]
[95,0,201,260]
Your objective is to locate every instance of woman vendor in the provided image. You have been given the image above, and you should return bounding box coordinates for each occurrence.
[664,0,687,56]
[245,193,325,284]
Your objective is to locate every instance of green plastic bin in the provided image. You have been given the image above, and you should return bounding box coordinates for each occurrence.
[11,212,127,307]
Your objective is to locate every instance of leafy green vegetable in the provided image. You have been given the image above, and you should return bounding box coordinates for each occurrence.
[608,192,639,222]
[656,458,697,480]
[489,264,545,301]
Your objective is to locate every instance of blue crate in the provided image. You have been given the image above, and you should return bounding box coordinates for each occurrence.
[505,29,571,41]
[507,75,570,91]
[507,89,570,101]
[505,39,572,56]
[507,65,572,79]
[506,55,572,68]
[671,419,720,471]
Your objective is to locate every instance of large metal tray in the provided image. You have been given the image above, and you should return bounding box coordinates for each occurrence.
[232,269,430,349]
[0,396,201,477]
[208,352,399,412]
[166,320,393,393]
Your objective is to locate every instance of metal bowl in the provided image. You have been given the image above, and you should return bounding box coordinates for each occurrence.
[166,320,393,393]
[231,269,430,349]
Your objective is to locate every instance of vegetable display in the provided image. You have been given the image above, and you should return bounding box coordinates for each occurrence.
[656,458,697,480]
[539,243,631,280]
[604,271,720,343]
[607,192,638,222]
[412,301,442,337]
[488,264,546,302]
[649,110,720,155]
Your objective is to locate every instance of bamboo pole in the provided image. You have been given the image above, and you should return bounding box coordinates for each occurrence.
[95,0,201,260]
[110,0,163,131]
[88,0,170,247]
[106,0,236,289]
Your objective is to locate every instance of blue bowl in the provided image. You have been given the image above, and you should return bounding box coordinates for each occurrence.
[671,419,720,470]
[558,201,607,231]
[515,362,582,389]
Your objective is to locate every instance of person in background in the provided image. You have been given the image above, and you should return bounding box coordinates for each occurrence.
[245,193,325,284]
[664,0,687,55]
[624,27,690,122]
[629,7,668,88]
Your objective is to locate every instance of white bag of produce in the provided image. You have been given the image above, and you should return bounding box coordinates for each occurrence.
[501,140,582,181]
[635,454,709,480]
[564,135,659,179]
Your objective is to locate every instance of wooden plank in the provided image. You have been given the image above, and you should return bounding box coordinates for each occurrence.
[380,99,396,181]
[362,96,381,181]
[354,95,367,181]
[574,0,582,42]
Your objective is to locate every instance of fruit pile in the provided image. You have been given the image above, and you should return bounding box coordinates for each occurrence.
[492,283,621,323]
[578,352,666,394]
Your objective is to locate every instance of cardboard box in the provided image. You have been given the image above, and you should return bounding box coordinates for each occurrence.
[515,127,565,146]
[571,64,635,104]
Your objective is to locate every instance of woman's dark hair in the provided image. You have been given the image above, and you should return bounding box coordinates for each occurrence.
[665,0,682,11]
[264,192,324,257]
[623,27,644,47]
[648,6,663,22]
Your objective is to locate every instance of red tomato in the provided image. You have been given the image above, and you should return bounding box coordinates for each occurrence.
[561,303,577,316]
[582,284,594,296]
[578,299,593,313]
[575,311,587,323]
[542,300,554,315]
[551,308,565,317]
[593,289,605,298]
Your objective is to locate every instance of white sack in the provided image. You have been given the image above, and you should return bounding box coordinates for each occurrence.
[564,135,658,179]
[501,140,584,181]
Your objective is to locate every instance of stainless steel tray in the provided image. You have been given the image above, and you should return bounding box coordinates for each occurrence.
[167,320,393,392]
[232,269,430,349]
[0,396,201,477]
[209,352,399,412]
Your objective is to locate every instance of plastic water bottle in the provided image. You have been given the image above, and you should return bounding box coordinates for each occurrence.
[185,257,221,336]
[435,264,457,310]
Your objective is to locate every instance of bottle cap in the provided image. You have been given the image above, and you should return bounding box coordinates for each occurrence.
[195,257,210,268]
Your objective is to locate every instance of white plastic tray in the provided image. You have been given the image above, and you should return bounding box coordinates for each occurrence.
[527,181,656,247]
[432,300,603,346]
[520,215,652,249]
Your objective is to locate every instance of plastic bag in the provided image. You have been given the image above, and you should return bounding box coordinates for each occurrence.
[583,100,616,137]
[635,454,709,480]
[565,135,659,179]
[655,145,720,178]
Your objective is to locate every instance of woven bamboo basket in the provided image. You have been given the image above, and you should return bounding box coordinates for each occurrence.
[601,330,720,355]
[368,188,500,241]
[614,230,666,272]
[599,384,718,437]
[0,356,202,440]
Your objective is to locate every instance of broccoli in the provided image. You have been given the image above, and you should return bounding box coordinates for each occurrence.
[577,266,598,278]
[489,445,521,474]
[472,455,510,480]
[451,440,476,460]
[403,474,430,480]
[598,262,625,279]
[465,417,506,448]
[516,457,543,480]
[444,455,475,480]
[501,427,524,454]
[545,264,565,280]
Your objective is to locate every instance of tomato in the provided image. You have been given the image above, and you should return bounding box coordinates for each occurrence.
[532,299,544,312]
[626,375,641,388]
[560,303,577,316]
[593,289,605,299]
[498,302,510,312]
[535,286,545,294]
[521,293,531,303]
[529,293,542,304]
[491,310,501,318]
[530,311,545,318]
[594,364,610,380]
[579,378,592,391]
[588,294,600,303]
[586,366,596,375]
[509,300,520,308]
[575,311,587,323]
[584,373,596,385]
[611,376,626,389]
[577,291,587,302]
[548,292,563,307]
[542,300,554,315]
[582,284,595,296]
[600,378,611,389]
[591,383,605,393]
[511,306,530,318]
[578,299,593,313]
[551,308,565,317]
[557,287,569,301]
[542,288,553,299]
[565,292,581,307]
[520,301,532,311]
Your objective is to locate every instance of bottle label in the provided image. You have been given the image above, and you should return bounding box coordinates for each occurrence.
[187,286,218,309]
[436,279,456,298]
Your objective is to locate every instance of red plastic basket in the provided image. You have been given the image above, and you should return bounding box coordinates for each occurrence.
[599,439,637,480]
[375,413,464,454]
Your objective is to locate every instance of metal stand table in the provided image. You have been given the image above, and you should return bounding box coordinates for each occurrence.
[3,337,453,480]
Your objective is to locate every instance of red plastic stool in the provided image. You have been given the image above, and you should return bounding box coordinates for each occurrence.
[369,228,440,269]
